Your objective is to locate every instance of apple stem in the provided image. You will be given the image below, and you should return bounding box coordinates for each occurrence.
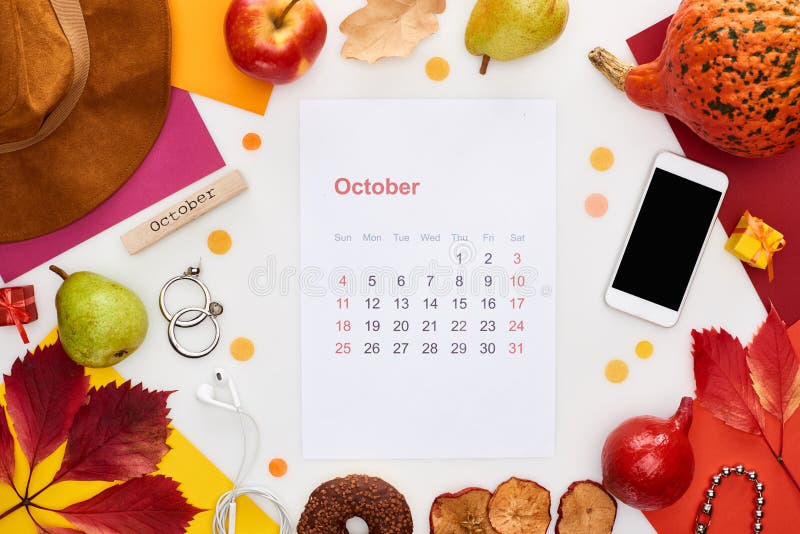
[275,0,301,28]
[480,55,491,75]
[49,265,69,280]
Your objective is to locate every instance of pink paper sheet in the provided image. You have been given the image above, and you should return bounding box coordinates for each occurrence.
[0,88,224,282]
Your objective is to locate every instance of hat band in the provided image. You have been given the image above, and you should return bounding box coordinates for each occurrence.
[0,0,90,154]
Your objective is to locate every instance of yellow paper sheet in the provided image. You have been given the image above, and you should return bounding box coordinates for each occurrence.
[0,330,279,534]
[169,0,273,115]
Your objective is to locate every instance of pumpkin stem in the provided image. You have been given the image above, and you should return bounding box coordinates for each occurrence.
[588,47,633,92]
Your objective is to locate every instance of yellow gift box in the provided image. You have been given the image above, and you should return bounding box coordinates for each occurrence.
[724,210,785,281]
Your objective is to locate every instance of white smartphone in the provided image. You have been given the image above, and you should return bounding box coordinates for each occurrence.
[605,152,728,327]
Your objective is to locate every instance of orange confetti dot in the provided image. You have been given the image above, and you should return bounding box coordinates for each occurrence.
[585,193,608,217]
[230,337,255,361]
[269,458,288,477]
[242,132,262,151]
[636,340,654,359]
[207,230,232,255]
[591,147,615,171]
[425,57,450,81]
[605,359,629,383]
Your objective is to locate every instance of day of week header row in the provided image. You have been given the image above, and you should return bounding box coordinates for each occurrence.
[333,233,527,243]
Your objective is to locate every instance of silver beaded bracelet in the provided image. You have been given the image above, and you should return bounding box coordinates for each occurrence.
[695,464,764,534]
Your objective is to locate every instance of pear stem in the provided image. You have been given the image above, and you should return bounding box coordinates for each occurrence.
[588,47,632,91]
[480,55,491,75]
[48,265,69,280]
[275,0,301,28]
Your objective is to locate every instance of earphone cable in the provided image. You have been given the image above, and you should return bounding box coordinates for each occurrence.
[212,407,292,534]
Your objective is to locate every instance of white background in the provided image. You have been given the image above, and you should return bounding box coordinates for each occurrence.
[0,0,767,532]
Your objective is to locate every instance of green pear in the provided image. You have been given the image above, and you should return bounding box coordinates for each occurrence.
[465,0,569,74]
[50,265,148,368]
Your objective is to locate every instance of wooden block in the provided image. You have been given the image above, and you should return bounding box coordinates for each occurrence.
[121,170,248,254]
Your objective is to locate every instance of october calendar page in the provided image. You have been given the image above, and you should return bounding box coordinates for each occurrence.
[300,100,556,459]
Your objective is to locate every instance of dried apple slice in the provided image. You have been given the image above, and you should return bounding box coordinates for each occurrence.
[430,487,498,534]
[488,477,551,534]
[555,480,617,534]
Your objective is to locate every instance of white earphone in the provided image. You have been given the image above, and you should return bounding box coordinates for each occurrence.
[197,368,241,412]
[195,369,291,534]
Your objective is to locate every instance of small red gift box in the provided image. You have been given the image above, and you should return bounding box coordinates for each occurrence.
[0,285,38,343]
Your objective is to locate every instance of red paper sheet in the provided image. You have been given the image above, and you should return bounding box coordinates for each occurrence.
[628,18,800,532]
[627,17,800,324]
[642,320,800,533]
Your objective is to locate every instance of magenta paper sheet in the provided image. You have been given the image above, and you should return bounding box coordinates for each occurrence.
[0,88,225,282]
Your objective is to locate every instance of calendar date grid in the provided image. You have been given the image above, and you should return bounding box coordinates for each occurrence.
[328,246,550,359]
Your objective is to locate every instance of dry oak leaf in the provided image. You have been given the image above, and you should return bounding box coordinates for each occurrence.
[340,0,446,63]
[747,306,800,425]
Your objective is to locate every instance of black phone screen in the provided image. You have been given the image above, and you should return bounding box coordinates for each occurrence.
[611,168,722,311]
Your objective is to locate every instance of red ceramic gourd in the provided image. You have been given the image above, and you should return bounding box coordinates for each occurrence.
[601,397,695,511]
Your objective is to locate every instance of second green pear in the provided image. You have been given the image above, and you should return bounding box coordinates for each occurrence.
[466,0,569,66]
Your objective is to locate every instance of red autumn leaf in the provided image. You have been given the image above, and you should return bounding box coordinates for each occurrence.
[54,382,172,483]
[0,406,14,486]
[38,528,84,534]
[747,306,800,423]
[692,328,766,435]
[4,341,88,467]
[57,475,202,534]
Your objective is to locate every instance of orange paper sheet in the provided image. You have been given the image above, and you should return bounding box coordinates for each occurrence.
[644,323,800,533]
[0,330,279,534]
[169,0,273,114]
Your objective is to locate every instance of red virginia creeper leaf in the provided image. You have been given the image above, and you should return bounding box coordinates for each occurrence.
[692,328,766,435]
[0,406,15,486]
[4,340,88,467]
[54,382,172,483]
[57,475,202,534]
[747,306,800,423]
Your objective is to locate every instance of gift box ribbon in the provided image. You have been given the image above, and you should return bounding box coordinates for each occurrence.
[0,288,33,344]
[733,211,785,282]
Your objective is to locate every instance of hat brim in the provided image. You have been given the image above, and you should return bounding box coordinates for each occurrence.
[0,0,171,242]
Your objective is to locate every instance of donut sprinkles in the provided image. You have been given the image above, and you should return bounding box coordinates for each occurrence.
[297,474,414,534]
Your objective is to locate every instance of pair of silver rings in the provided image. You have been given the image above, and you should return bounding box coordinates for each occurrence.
[159,266,223,358]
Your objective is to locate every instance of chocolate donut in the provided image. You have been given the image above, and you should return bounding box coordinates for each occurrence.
[298,474,413,534]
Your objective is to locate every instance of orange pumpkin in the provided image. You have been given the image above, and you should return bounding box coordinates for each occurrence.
[590,0,800,158]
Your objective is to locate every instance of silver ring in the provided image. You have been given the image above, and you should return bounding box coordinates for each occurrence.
[168,307,221,359]
[159,275,211,327]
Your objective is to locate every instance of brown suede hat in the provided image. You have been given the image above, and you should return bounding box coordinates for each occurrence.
[0,0,171,242]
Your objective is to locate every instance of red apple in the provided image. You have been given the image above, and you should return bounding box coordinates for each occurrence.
[224,0,327,85]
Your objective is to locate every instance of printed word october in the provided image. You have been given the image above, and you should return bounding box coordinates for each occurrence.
[149,189,216,232]
[335,178,420,196]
